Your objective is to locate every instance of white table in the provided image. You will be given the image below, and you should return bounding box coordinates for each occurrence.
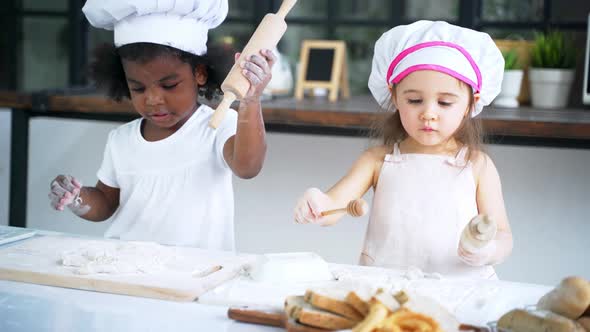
[0,279,282,332]
[0,230,553,332]
[0,267,552,332]
[199,263,552,326]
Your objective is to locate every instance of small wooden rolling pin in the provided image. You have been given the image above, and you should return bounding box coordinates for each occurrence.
[460,214,497,252]
[320,199,368,217]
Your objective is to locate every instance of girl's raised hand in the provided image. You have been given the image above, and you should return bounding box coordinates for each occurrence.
[236,49,277,103]
[294,188,334,225]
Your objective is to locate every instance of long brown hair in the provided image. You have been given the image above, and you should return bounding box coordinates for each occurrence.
[371,82,484,162]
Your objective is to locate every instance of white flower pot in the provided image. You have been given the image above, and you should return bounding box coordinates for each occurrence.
[529,68,575,108]
[493,70,524,108]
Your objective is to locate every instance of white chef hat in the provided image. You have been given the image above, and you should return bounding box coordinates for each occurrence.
[368,20,504,117]
[82,0,228,56]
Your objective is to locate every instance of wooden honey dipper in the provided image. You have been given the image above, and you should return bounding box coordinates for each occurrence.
[320,199,368,217]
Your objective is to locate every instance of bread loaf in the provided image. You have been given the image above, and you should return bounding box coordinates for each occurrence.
[578,317,590,332]
[285,295,357,330]
[498,309,585,332]
[537,276,590,319]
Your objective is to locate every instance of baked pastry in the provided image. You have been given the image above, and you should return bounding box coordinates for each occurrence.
[577,317,590,332]
[498,308,585,332]
[537,276,590,319]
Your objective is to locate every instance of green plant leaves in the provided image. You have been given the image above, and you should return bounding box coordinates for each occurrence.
[503,49,520,70]
[531,31,577,69]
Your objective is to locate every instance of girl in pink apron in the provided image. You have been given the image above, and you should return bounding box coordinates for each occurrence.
[295,21,513,279]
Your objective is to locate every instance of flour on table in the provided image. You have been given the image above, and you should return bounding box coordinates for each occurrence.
[330,264,483,313]
[60,241,178,275]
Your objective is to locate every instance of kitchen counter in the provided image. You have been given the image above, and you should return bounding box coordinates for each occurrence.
[2,90,590,144]
[0,230,552,332]
[5,90,587,229]
[0,276,550,332]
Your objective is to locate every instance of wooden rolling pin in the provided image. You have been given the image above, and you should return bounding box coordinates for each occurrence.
[209,0,297,128]
[320,199,368,217]
[460,214,497,252]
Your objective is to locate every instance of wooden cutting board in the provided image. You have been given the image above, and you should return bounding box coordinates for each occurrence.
[228,306,331,332]
[0,234,256,302]
[228,307,489,332]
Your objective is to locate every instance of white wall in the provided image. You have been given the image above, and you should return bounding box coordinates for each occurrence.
[0,109,10,226]
[17,117,590,286]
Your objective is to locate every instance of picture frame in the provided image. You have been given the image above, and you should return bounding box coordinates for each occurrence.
[295,40,350,102]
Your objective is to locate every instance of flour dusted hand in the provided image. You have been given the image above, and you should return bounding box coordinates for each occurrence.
[457,215,498,266]
[236,49,277,103]
[457,239,496,266]
[49,175,89,216]
[294,188,333,225]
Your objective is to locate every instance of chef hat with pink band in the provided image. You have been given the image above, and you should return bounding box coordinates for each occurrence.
[368,20,504,117]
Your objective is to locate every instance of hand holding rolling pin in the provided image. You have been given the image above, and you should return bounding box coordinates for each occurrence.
[458,214,498,266]
[209,0,297,128]
[294,188,368,225]
[235,49,277,104]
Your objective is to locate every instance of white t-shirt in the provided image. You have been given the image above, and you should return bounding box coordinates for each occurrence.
[97,104,238,251]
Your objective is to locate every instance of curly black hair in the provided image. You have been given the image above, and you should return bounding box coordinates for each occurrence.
[89,42,235,101]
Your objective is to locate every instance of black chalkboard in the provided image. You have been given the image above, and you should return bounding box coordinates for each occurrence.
[295,40,349,102]
[305,48,335,81]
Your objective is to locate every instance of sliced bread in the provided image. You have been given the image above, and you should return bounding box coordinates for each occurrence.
[346,291,370,317]
[304,289,364,321]
[285,295,358,330]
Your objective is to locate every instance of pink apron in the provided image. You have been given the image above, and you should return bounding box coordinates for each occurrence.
[360,143,497,279]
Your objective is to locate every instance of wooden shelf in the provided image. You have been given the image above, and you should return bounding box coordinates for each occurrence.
[2,91,590,141]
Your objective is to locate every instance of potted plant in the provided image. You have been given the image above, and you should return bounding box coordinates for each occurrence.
[494,49,524,108]
[529,31,577,108]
